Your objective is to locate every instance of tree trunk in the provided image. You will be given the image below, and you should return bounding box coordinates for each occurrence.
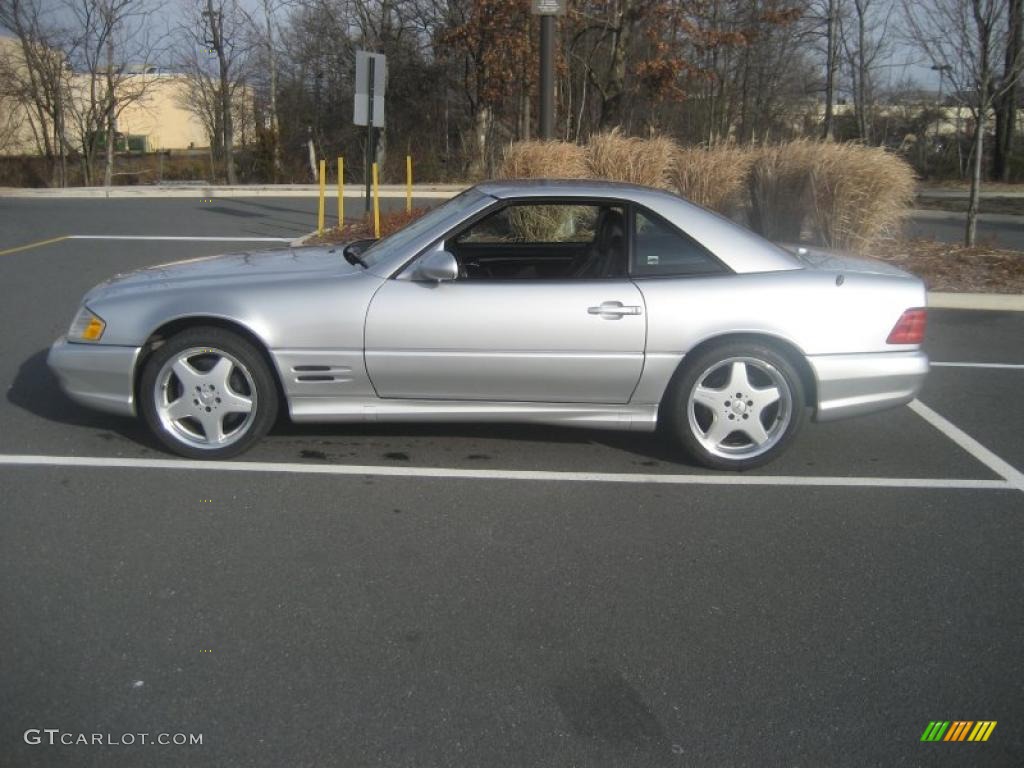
[221,80,236,184]
[822,0,838,140]
[598,1,635,130]
[307,134,317,182]
[264,3,282,181]
[993,0,1022,181]
[104,36,115,189]
[966,110,984,246]
[206,0,238,185]
[855,4,870,142]
[468,105,492,179]
[104,109,114,188]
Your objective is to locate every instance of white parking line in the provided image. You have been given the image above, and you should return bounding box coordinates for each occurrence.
[909,400,1024,492]
[66,235,294,242]
[931,362,1024,370]
[0,453,1014,490]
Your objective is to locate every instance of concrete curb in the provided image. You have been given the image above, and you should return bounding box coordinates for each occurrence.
[918,188,1024,199]
[927,292,1024,311]
[0,183,467,199]
[908,208,1024,224]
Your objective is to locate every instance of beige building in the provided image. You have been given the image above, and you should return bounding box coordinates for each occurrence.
[0,35,242,156]
[104,74,211,152]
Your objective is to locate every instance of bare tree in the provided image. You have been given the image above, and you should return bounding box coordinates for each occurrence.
[63,0,161,186]
[819,0,843,138]
[905,0,1023,244]
[176,46,222,179]
[178,0,250,183]
[0,0,73,185]
[238,0,289,180]
[840,0,893,142]
[0,79,29,153]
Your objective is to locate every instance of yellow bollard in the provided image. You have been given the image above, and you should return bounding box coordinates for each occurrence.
[317,159,326,234]
[372,162,380,239]
[337,157,344,228]
[405,155,412,213]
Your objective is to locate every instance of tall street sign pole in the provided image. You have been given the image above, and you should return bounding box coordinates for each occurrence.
[354,51,386,215]
[365,56,376,213]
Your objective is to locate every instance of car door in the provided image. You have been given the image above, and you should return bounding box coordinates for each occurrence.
[363,201,646,404]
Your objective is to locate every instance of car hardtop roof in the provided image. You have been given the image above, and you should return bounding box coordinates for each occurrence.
[475,178,681,201]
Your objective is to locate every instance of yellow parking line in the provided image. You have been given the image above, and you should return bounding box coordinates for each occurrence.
[0,235,68,257]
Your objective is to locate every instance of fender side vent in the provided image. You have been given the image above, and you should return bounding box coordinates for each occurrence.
[291,364,353,384]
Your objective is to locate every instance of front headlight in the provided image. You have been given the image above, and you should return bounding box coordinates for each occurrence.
[68,305,106,342]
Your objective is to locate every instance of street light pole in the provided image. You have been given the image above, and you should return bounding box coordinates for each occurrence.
[532,0,565,140]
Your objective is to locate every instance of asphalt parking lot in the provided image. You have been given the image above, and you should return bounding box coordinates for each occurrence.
[1,195,1022,767]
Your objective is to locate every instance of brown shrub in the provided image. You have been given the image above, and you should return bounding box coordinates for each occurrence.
[495,140,588,180]
[586,129,678,188]
[671,144,756,214]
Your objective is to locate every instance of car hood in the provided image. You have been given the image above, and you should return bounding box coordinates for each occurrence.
[782,244,914,278]
[85,246,360,301]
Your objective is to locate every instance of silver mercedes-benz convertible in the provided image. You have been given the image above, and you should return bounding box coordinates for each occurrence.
[48,180,929,470]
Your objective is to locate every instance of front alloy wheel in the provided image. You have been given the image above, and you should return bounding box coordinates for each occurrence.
[140,327,278,459]
[666,342,806,470]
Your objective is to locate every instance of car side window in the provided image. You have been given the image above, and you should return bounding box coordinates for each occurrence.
[632,209,725,277]
[455,204,600,244]
[448,202,627,280]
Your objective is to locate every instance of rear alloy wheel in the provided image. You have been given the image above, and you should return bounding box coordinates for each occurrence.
[140,327,278,459]
[665,341,806,470]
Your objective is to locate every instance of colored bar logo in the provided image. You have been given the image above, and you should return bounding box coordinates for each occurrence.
[921,721,996,742]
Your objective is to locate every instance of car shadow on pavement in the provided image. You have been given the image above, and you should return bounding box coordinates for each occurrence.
[269,419,692,467]
[7,349,157,448]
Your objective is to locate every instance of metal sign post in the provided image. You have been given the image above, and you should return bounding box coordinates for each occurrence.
[531,0,565,139]
[354,51,386,215]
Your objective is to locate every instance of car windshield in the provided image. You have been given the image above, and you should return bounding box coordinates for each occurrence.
[358,187,489,268]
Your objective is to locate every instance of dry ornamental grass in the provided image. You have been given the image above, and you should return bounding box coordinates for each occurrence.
[671,144,756,215]
[808,143,916,252]
[496,140,588,180]
[747,139,820,242]
[585,129,678,188]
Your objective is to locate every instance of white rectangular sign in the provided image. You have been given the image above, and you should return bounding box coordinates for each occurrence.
[531,0,566,14]
[354,51,386,128]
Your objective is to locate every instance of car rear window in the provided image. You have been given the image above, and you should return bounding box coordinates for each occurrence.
[632,209,725,277]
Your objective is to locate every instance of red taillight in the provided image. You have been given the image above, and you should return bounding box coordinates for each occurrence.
[886,308,927,344]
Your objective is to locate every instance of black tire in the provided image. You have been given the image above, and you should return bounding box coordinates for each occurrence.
[139,326,278,459]
[662,340,807,471]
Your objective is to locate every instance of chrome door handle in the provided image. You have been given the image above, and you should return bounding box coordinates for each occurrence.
[588,301,642,318]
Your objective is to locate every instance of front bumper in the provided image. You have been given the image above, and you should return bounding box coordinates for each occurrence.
[808,350,929,422]
[47,336,142,417]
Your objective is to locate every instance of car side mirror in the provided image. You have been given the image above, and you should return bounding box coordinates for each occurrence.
[412,250,459,282]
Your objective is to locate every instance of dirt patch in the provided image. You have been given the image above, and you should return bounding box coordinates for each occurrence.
[304,207,428,246]
[871,237,1024,293]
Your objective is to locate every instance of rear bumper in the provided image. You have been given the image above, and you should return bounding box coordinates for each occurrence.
[808,350,929,422]
[47,336,141,417]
